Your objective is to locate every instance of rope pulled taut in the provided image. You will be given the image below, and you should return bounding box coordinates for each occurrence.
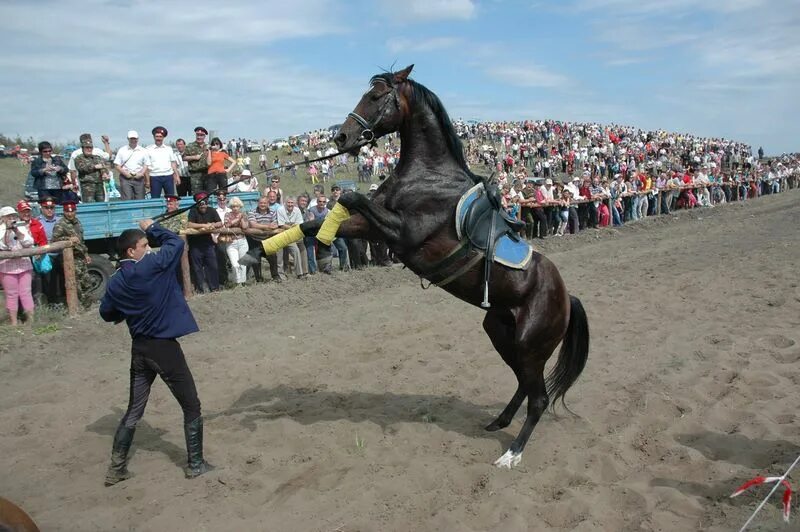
[153,141,370,224]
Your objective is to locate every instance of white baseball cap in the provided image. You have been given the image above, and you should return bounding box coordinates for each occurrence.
[127,130,139,139]
[0,206,17,217]
[545,178,553,185]
[241,169,252,177]
[369,184,379,191]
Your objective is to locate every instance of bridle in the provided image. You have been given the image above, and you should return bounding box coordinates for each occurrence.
[347,78,402,143]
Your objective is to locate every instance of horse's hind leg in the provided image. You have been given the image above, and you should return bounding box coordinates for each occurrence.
[494,364,549,468]
[483,310,526,432]
[494,311,564,468]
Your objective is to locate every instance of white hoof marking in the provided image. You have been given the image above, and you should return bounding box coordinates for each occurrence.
[493,449,522,469]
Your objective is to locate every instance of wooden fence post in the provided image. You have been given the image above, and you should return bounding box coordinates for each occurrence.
[180,235,193,299]
[62,246,79,317]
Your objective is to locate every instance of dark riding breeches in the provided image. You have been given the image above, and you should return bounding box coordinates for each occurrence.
[120,337,202,428]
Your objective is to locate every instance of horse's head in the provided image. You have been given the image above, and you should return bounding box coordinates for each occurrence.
[334,64,413,154]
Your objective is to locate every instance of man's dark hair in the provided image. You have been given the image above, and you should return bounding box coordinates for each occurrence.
[176,138,185,144]
[117,229,147,258]
[38,141,52,153]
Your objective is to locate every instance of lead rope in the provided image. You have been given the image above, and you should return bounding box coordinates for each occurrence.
[154,140,371,223]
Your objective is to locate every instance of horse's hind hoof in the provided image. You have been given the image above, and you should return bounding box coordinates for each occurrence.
[493,449,522,469]
[485,419,510,432]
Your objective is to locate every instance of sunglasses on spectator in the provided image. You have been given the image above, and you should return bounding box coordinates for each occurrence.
[42,205,55,209]
[41,149,52,153]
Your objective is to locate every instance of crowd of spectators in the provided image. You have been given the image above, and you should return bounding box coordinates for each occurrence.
[2,118,798,323]
[455,120,800,238]
[167,178,387,295]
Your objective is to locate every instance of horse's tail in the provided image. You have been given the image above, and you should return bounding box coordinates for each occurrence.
[546,295,590,412]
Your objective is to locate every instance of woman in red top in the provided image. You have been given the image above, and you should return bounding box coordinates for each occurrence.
[205,137,238,194]
[16,201,47,246]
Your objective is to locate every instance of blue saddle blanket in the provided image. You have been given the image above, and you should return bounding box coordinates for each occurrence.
[455,183,532,270]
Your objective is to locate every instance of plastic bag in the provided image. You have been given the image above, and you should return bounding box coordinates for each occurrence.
[105,178,121,200]
[32,253,53,274]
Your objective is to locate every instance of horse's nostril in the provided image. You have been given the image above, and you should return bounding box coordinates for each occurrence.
[334,133,346,145]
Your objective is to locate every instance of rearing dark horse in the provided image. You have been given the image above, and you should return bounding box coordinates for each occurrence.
[262,65,589,468]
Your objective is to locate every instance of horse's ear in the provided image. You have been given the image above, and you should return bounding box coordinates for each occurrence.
[394,64,414,83]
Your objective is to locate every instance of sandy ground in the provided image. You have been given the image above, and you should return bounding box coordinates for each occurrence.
[1,190,799,531]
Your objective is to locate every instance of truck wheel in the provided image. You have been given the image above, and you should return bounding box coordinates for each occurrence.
[85,255,116,301]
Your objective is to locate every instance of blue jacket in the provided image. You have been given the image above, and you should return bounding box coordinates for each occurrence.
[100,224,199,339]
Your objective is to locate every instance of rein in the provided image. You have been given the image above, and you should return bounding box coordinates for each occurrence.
[153,141,370,223]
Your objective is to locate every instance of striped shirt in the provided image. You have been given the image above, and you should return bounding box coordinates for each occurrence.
[247,208,276,241]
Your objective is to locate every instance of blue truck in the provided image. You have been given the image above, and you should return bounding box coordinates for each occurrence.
[30,192,261,301]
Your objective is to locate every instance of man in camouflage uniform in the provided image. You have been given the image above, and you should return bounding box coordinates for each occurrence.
[182,127,210,194]
[74,136,109,203]
[159,195,190,287]
[160,195,188,234]
[51,201,93,302]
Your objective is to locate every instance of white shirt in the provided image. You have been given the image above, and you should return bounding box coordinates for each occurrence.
[68,147,109,171]
[114,145,150,175]
[175,150,188,177]
[566,183,584,200]
[216,205,231,222]
[277,206,304,226]
[145,143,177,175]
[234,177,258,193]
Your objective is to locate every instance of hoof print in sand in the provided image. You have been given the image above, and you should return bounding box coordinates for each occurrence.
[704,334,733,348]
[760,334,796,350]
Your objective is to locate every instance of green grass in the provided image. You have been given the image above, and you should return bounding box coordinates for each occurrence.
[0,157,32,208]
[32,323,60,335]
[237,146,374,198]
[354,432,366,449]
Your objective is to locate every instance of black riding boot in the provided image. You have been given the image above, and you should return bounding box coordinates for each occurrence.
[104,425,135,486]
[184,416,214,479]
[237,248,261,268]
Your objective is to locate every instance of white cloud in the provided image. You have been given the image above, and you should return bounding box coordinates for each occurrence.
[0,0,360,142]
[386,36,461,53]
[0,0,348,46]
[574,0,799,78]
[484,64,569,88]
[379,0,476,22]
[604,57,647,67]
[571,0,767,15]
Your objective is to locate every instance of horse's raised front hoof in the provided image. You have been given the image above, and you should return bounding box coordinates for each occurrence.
[484,418,510,432]
[338,191,357,208]
[493,449,522,469]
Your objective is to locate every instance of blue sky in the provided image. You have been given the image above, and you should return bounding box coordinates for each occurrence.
[1,0,798,153]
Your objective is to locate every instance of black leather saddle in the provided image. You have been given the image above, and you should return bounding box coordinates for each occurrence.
[462,184,525,251]
[460,183,525,308]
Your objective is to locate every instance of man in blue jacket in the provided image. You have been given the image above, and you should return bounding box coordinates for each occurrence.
[100,219,213,486]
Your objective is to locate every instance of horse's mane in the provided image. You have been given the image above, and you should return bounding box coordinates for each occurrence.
[370,73,480,183]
